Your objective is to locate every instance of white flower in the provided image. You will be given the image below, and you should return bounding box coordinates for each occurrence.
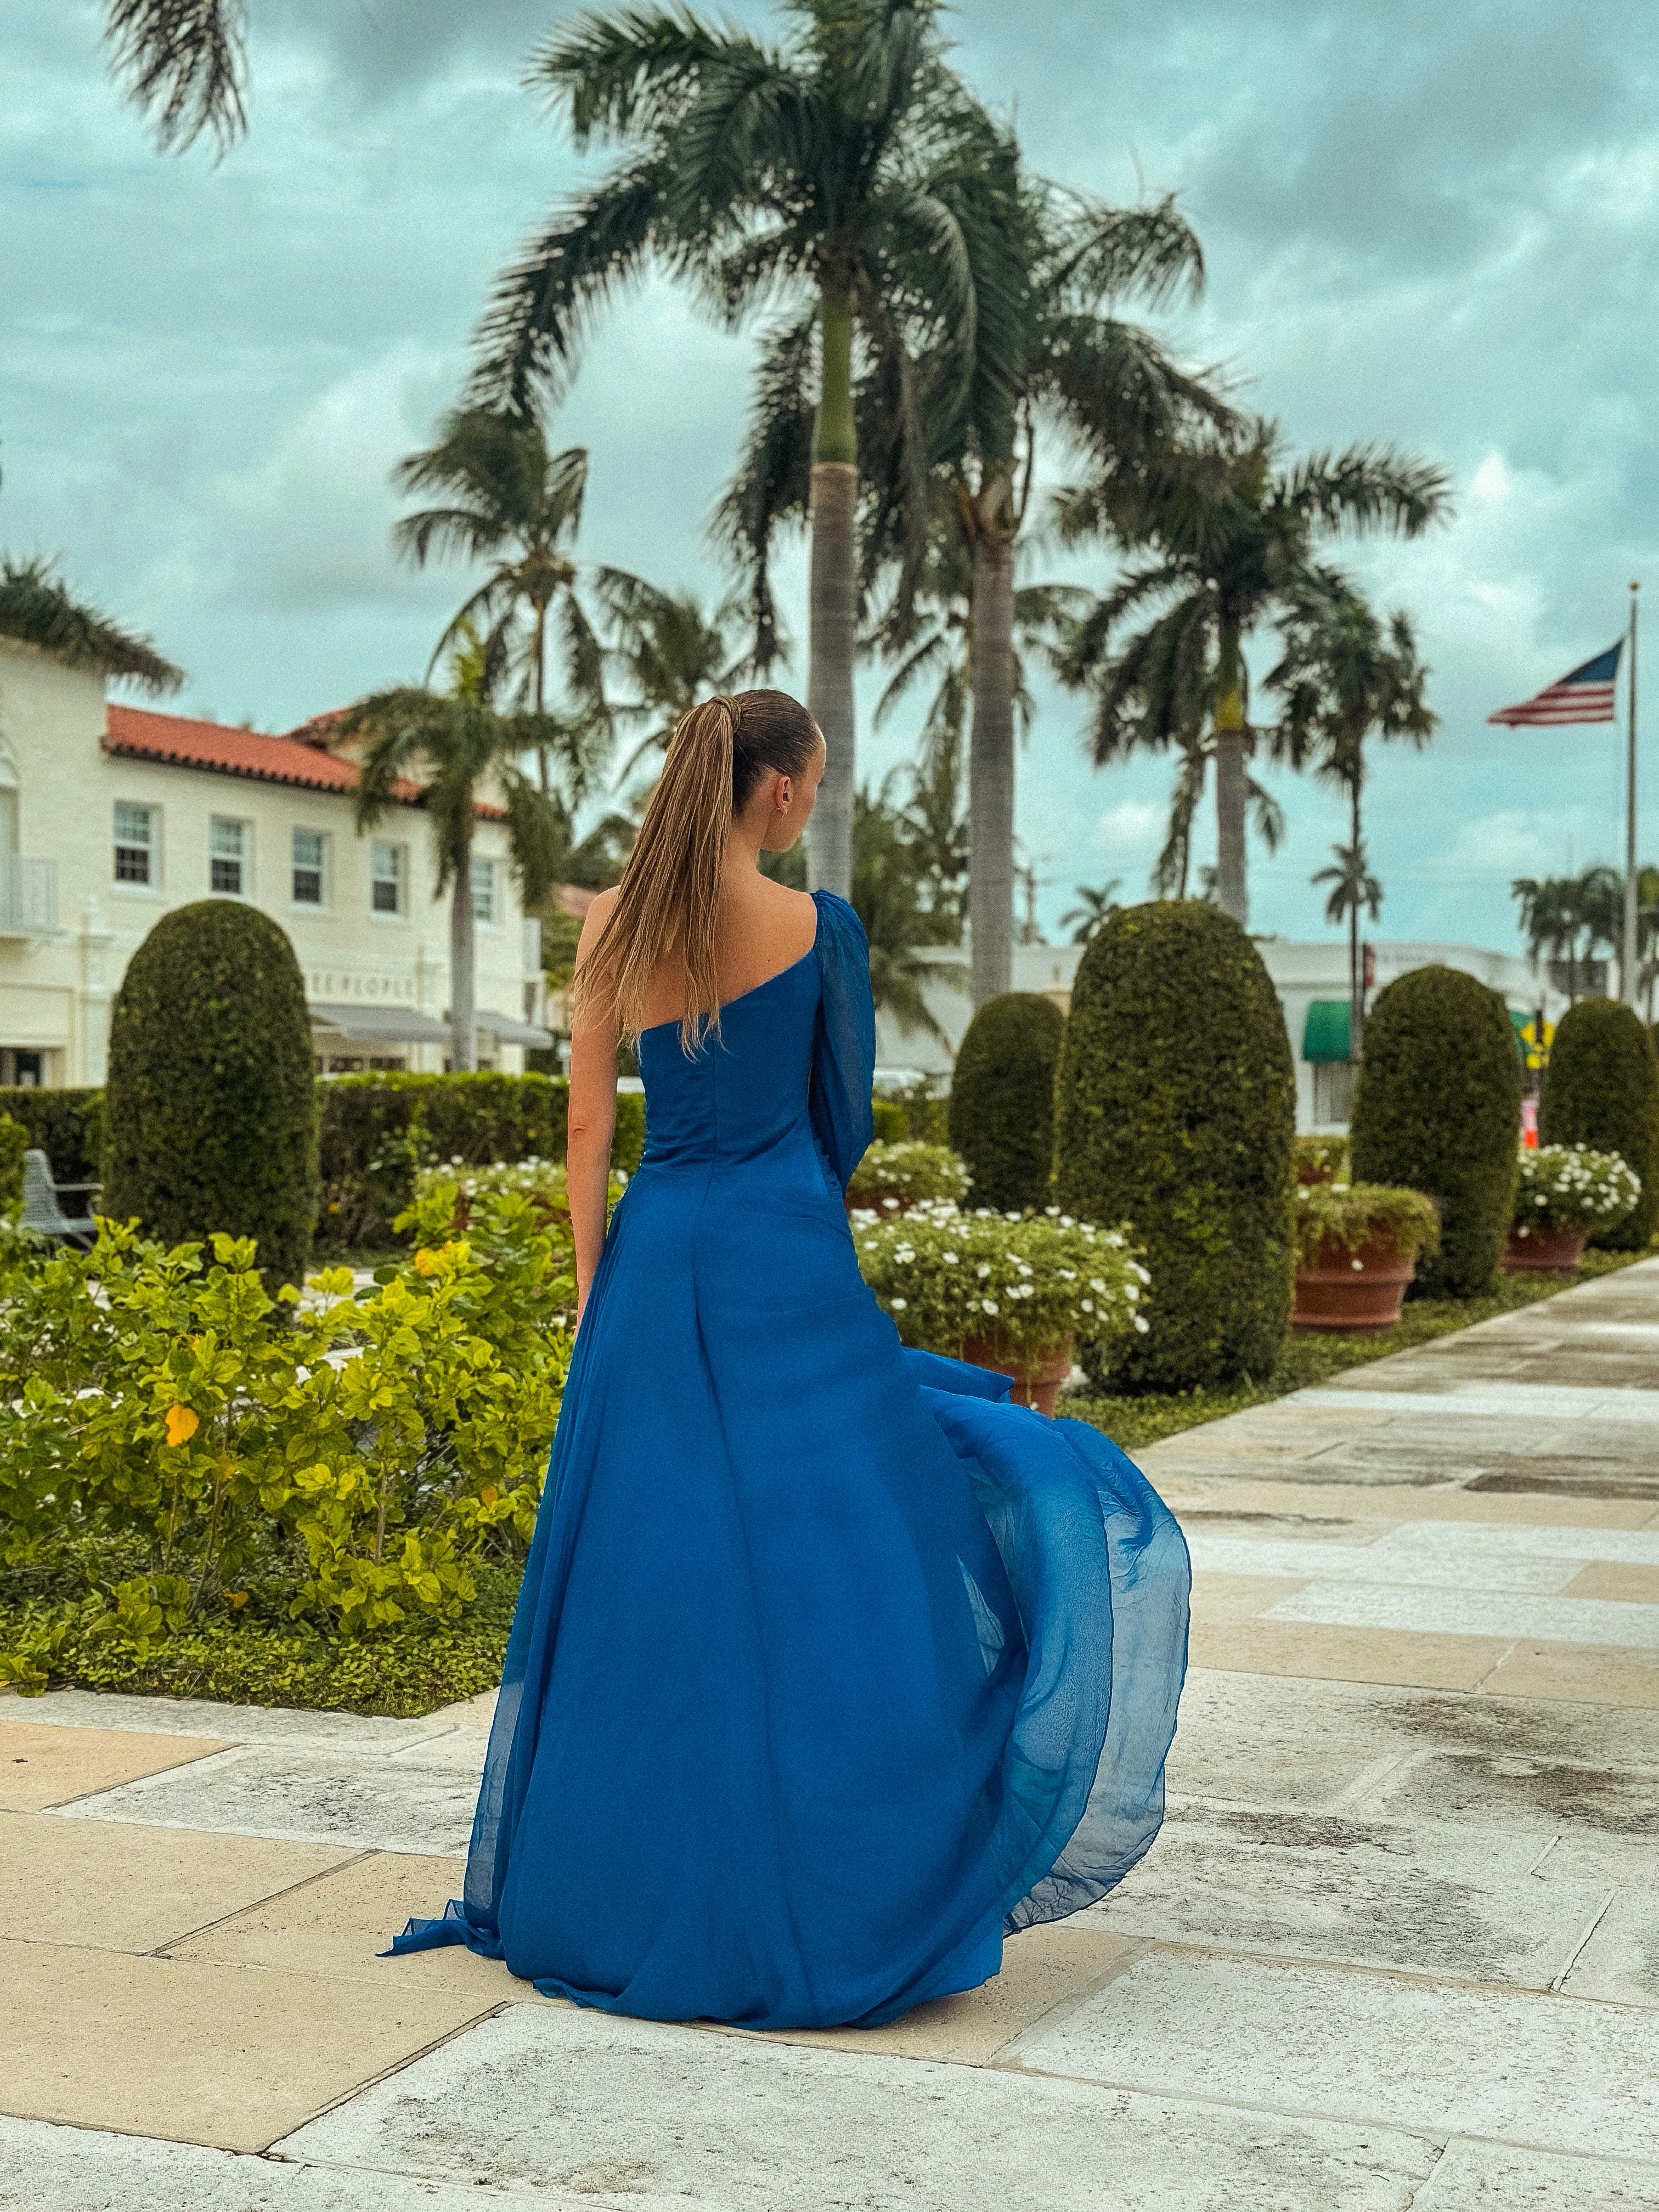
[1081,1299,1094,1314]
[941,1250,958,1265]
[1059,1214,1075,1227]
[977,1262,992,1278]
[1133,1314,1150,1334]
[982,1298,998,1314]
[1090,1277,1105,1291]
[890,1296,907,1310]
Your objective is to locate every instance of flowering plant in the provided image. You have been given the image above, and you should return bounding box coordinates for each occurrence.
[1294,1182,1441,1267]
[849,1200,1150,1364]
[1512,1144,1639,1235]
[846,1142,970,1207]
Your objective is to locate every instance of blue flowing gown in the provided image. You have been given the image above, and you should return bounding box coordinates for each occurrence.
[388,891,1189,2028]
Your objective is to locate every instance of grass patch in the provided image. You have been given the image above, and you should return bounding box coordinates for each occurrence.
[1062,1248,1646,1452]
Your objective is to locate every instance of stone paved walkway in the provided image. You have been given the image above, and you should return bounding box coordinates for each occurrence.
[3,1261,1658,2210]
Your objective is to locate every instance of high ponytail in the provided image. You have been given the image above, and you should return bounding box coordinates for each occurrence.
[572,689,820,1053]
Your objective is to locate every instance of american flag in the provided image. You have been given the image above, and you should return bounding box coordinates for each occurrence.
[1488,641,1623,727]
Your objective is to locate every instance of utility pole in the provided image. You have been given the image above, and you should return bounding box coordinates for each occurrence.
[1624,581,1640,1007]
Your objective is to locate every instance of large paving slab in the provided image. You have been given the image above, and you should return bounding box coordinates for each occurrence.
[0,1937,498,2150]
[53,1739,485,1853]
[274,2002,1444,2211]
[1414,2138,1659,2209]
[0,2115,602,2211]
[0,1719,232,1811]
[1010,1948,1659,2160]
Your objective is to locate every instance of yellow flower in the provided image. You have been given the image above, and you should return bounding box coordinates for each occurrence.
[413,1248,441,1277]
[163,1406,199,1448]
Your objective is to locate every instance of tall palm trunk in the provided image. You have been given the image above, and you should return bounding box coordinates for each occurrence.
[968,476,1016,1006]
[1213,617,1248,926]
[1348,765,1364,1064]
[450,860,477,1073]
[806,286,857,900]
[532,601,550,795]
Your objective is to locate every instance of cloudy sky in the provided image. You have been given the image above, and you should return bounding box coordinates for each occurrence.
[4,0,1655,946]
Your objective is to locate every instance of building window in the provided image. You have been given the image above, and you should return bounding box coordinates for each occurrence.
[371,841,405,916]
[210,815,247,896]
[292,828,326,907]
[470,855,496,926]
[114,802,155,886]
[1312,1060,1356,1126]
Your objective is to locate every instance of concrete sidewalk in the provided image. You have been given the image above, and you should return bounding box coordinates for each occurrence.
[3,1262,1657,2209]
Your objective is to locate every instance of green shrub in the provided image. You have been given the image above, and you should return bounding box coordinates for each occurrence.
[1512,1142,1641,1238]
[947,992,1065,1212]
[1349,964,1520,1295]
[1294,1133,1348,1185]
[847,1141,970,1206]
[1539,998,1659,1250]
[104,902,319,1289]
[871,1098,909,1144]
[1052,901,1296,1391]
[0,1087,104,1182]
[851,1199,1149,1364]
[315,1071,573,1253]
[875,1079,950,1143]
[0,1114,25,1212]
[612,1088,647,1176]
[0,1186,571,1690]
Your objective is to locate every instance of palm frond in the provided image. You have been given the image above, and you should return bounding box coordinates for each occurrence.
[0,558,182,693]
[103,0,247,155]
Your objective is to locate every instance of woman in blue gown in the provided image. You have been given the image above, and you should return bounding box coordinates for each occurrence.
[388,689,1189,2029]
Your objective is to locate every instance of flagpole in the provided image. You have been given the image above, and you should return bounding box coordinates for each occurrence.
[1625,582,1640,1007]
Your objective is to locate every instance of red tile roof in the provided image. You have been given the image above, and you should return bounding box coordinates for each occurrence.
[104,705,501,816]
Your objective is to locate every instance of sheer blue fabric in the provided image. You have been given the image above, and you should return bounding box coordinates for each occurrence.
[386,889,1189,2028]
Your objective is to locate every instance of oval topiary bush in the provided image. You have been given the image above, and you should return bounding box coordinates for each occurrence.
[948,992,1065,1213]
[1348,964,1520,1296]
[1539,997,1659,1251]
[105,901,319,1288]
[1053,900,1296,1391]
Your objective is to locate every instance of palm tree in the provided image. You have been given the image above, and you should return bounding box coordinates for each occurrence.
[334,633,569,1073]
[1269,574,1434,1054]
[851,781,958,1042]
[941,180,1232,1002]
[466,0,1017,904]
[1060,881,1122,944]
[100,0,247,154]
[589,572,748,777]
[392,408,611,800]
[1057,421,1451,928]
[1513,875,1578,998]
[0,557,182,692]
[1637,865,1659,1019]
[1311,838,1383,994]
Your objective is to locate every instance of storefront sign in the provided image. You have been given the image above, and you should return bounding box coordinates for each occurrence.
[306,969,419,1002]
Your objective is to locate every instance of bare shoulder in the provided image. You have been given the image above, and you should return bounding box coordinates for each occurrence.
[754,878,819,935]
[574,887,619,956]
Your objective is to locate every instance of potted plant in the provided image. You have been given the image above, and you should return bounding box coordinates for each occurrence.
[1292,1182,1441,1333]
[844,1141,970,1217]
[1294,1133,1348,1187]
[1505,1144,1640,1271]
[850,1199,1150,1414]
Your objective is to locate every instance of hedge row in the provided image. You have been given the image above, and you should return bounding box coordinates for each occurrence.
[1541,998,1659,1252]
[0,1073,647,1259]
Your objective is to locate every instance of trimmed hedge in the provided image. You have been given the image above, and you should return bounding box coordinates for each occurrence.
[1349,964,1520,1295]
[948,992,1064,1213]
[104,901,319,1289]
[0,1086,104,1183]
[314,1072,646,1253]
[1053,900,1296,1391]
[1539,997,1659,1251]
[871,1098,909,1144]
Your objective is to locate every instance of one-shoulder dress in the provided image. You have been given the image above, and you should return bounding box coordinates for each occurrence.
[388,889,1189,2028]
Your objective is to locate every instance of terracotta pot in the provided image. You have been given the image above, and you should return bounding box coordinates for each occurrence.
[960,1335,1074,1417]
[1291,1236,1416,1334]
[1503,1225,1589,1272]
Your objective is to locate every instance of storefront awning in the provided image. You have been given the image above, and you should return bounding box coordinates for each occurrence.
[310,1001,452,1047]
[476,1009,555,1049]
[1302,1000,1353,1064]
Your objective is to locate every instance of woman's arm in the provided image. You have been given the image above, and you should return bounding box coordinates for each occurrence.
[567,893,620,1327]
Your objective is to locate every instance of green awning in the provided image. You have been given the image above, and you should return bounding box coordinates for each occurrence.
[1301,1000,1353,1064]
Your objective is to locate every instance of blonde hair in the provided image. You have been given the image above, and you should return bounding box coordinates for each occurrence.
[572,689,821,1054]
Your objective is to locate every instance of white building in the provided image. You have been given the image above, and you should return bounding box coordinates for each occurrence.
[0,640,549,1087]
[874,932,1566,1135]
